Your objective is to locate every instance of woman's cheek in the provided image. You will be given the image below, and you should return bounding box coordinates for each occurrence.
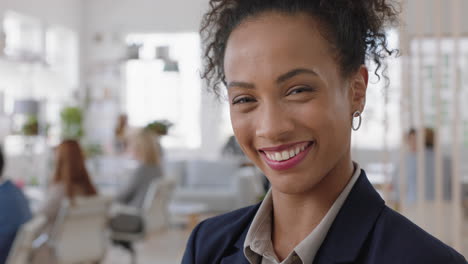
[231,112,255,153]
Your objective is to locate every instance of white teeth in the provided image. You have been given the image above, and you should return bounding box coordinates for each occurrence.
[275,152,282,161]
[265,142,313,162]
[294,146,301,155]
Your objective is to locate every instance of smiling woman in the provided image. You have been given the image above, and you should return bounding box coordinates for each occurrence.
[182,1,467,264]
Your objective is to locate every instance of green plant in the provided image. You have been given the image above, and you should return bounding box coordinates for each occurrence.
[83,143,103,159]
[145,120,173,136]
[60,106,84,140]
[21,115,39,136]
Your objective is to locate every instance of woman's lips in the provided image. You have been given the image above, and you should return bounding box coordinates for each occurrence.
[259,141,314,171]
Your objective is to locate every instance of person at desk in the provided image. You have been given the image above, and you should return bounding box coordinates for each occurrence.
[32,140,98,264]
[37,140,98,227]
[110,128,163,232]
[0,146,32,263]
[182,0,466,263]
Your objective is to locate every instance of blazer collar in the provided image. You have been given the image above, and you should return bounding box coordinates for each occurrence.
[234,207,257,249]
[227,170,385,264]
[222,205,258,264]
[314,169,385,263]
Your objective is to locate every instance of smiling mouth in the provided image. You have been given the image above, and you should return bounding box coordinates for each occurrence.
[260,141,314,162]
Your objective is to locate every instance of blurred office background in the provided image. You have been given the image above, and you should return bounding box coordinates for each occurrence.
[0,0,466,263]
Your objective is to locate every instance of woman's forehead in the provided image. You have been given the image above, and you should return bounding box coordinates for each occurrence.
[224,13,338,84]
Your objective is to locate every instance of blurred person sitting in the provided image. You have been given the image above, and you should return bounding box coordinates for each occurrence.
[110,128,163,234]
[32,140,98,264]
[396,127,452,204]
[222,135,271,192]
[0,146,32,264]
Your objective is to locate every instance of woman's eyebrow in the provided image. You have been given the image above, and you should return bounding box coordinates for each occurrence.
[227,81,255,89]
[227,68,318,89]
[276,68,318,84]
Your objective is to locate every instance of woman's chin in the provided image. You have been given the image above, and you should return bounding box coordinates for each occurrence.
[269,173,324,196]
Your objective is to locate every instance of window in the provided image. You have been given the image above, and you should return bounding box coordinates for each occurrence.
[409,37,468,146]
[124,33,201,149]
[3,11,43,60]
[45,25,79,90]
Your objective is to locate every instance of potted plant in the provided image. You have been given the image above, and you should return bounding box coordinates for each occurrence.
[60,106,84,140]
[145,120,173,136]
[21,115,39,136]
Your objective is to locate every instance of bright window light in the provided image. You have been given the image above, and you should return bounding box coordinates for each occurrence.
[125,33,201,149]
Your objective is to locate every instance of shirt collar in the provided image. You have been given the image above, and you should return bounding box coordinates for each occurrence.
[244,162,362,263]
[295,162,361,263]
[244,188,274,262]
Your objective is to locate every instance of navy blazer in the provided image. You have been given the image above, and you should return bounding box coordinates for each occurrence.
[182,170,466,264]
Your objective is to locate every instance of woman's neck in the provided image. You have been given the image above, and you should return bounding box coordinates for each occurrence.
[271,157,355,260]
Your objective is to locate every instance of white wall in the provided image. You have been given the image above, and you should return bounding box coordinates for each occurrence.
[81,0,207,33]
[0,0,84,97]
[0,0,82,32]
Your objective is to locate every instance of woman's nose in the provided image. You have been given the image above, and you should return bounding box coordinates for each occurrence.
[255,102,294,142]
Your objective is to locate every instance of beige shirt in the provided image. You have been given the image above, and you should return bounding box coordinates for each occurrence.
[37,183,66,232]
[244,163,361,264]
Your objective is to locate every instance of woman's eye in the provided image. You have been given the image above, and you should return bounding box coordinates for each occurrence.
[287,86,313,96]
[232,96,255,105]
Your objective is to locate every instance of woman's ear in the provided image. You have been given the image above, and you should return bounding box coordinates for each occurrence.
[349,65,368,113]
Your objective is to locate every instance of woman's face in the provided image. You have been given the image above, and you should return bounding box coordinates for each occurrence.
[224,12,367,194]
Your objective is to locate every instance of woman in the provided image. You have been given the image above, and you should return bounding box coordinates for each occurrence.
[33,140,97,264]
[110,128,163,233]
[403,127,452,203]
[38,140,98,227]
[114,113,129,155]
[182,0,466,263]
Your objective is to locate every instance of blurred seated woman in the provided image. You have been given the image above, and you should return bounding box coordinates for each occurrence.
[110,128,163,233]
[38,139,98,228]
[32,140,98,263]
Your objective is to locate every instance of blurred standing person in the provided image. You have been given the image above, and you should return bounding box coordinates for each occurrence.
[0,146,32,263]
[32,140,98,264]
[114,114,129,155]
[399,128,452,204]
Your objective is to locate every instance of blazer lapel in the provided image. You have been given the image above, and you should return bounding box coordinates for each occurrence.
[219,204,258,264]
[220,220,251,264]
[313,170,386,264]
[220,251,251,264]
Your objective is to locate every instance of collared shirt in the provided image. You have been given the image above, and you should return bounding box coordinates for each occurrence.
[244,163,362,264]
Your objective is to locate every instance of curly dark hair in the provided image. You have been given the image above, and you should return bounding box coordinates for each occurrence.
[200,0,400,97]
